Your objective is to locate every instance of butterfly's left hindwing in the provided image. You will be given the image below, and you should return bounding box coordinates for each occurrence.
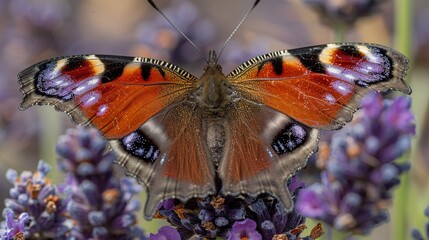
[110,101,216,219]
[228,43,411,130]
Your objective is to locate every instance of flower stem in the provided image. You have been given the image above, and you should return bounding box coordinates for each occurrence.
[394,0,412,61]
[39,108,61,181]
[392,0,412,240]
[334,21,347,42]
[330,228,349,240]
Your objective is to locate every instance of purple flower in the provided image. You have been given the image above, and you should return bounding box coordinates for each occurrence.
[248,177,306,240]
[304,0,386,27]
[154,176,322,240]
[149,226,181,240]
[0,209,30,239]
[295,183,330,219]
[297,93,415,234]
[56,127,146,239]
[2,160,71,238]
[228,219,262,240]
[156,196,246,239]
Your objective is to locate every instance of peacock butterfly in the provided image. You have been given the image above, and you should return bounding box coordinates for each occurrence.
[17,2,411,219]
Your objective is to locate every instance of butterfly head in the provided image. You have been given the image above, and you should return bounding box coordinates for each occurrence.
[205,50,222,70]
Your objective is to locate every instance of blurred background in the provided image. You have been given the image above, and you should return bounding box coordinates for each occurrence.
[0,0,428,239]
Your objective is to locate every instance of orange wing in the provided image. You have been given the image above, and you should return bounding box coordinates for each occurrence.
[219,43,411,213]
[18,55,196,138]
[227,43,411,130]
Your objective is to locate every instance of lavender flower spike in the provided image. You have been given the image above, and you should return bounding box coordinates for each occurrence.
[154,175,323,240]
[56,127,146,239]
[2,160,71,239]
[297,93,415,234]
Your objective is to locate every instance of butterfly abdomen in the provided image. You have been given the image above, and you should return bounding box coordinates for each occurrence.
[204,119,227,167]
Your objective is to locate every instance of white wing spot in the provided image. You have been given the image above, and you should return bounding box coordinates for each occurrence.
[97,104,108,116]
[325,93,336,104]
[344,74,355,80]
[332,81,352,95]
[73,77,101,95]
[80,91,101,107]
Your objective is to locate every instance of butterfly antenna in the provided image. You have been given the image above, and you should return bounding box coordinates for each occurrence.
[147,0,208,63]
[217,0,261,62]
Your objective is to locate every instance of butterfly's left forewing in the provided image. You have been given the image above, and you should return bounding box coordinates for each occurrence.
[18,55,195,138]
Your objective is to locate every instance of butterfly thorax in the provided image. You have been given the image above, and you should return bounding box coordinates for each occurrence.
[195,51,235,112]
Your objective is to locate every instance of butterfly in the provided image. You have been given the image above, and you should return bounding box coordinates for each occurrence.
[18,43,411,219]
